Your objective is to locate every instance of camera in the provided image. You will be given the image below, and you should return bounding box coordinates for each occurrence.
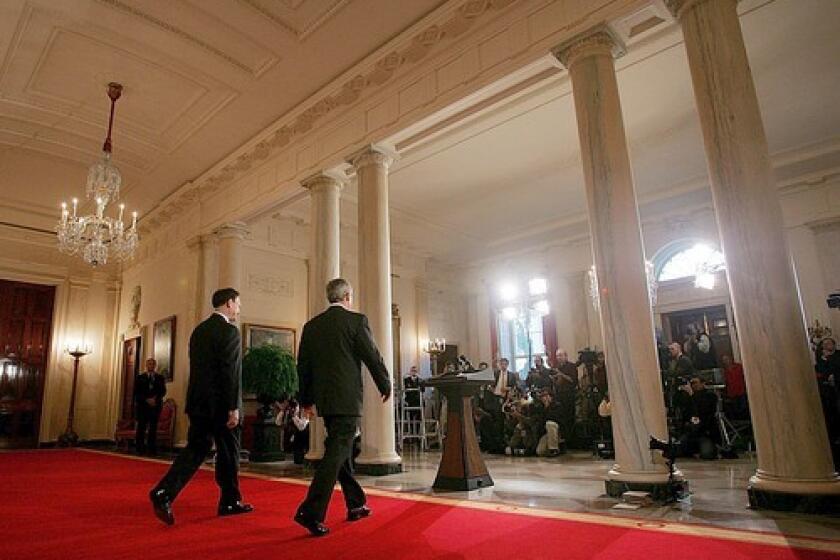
[828,292,840,309]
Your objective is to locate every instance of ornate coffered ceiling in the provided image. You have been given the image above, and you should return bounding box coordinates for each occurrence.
[0,0,444,228]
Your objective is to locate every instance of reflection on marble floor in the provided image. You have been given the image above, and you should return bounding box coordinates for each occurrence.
[243,447,840,541]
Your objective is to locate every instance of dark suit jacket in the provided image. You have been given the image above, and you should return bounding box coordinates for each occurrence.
[134,371,167,410]
[185,313,242,420]
[297,305,391,417]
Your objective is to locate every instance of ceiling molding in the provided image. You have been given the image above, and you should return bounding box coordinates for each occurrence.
[141,0,524,229]
[96,0,274,76]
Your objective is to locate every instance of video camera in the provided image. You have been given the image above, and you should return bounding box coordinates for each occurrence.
[649,435,690,503]
[577,347,598,366]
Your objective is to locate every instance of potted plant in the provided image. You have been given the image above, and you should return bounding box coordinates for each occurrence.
[242,344,297,461]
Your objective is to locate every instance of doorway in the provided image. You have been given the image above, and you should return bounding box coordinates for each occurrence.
[662,304,735,368]
[0,280,56,448]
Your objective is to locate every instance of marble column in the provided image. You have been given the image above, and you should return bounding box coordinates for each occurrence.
[215,222,249,291]
[553,28,673,497]
[301,173,343,462]
[349,146,401,475]
[189,234,217,322]
[668,0,840,510]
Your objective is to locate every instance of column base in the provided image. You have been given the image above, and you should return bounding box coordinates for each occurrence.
[748,473,840,514]
[355,462,403,476]
[605,468,685,502]
[747,487,840,514]
[605,479,688,502]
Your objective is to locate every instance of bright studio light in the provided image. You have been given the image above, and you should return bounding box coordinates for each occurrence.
[694,271,716,290]
[534,300,550,316]
[501,306,518,320]
[528,278,547,296]
[499,282,518,302]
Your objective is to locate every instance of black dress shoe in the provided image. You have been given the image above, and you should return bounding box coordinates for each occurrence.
[218,501,254,516]
[294,511,329,537]
[347,505,371,522]
[149,489,174,526]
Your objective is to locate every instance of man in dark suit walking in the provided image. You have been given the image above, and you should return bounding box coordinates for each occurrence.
[134,358,166,455]
[294,278,391,537]
[149,288,253,525]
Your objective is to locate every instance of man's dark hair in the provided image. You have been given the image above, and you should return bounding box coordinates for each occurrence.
[212,287,239,308]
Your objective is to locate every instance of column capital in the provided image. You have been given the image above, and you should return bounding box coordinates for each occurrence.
[665,0,736,19]
[214,221,250,241]
[551,25,625,69]
[186,233,217,251]
[301,172,344,192]
[347,145,395,171]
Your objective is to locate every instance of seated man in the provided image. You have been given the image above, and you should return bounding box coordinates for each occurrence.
[690,377,720,459]
[532,389,565,457]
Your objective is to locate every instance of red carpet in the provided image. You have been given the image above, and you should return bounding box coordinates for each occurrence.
[0,450,837,560]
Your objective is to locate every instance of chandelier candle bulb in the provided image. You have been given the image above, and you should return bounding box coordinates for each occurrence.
[118,203,124,223]
[72,198,77,217]
[132,211,137,229]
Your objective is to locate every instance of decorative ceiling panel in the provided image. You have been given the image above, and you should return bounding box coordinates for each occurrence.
[0,2,240,170]
[237,0,352,40]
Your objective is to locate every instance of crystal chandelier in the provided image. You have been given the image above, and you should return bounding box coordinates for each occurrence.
[57,82,139,267]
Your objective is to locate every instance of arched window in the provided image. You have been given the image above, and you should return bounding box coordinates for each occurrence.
[656,242,726,282]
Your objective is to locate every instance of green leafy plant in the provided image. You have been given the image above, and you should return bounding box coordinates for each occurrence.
[242,344,298,404]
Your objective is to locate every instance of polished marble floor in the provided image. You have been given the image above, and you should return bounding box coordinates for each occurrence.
[243,447,840,541]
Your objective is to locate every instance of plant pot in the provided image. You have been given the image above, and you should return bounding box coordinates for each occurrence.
[249,401,284,462]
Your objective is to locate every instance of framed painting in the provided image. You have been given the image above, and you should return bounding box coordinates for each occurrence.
[153,315,177,382]
[243,323,296,356]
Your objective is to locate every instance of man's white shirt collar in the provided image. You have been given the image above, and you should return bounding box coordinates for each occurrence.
[214,311,231,323]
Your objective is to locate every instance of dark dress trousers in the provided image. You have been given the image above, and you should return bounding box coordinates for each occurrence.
[296,304,391,523]
[153,313,243,505]
[134,371,166,453]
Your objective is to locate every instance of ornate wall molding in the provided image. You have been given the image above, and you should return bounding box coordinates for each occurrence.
[139,0,645,236]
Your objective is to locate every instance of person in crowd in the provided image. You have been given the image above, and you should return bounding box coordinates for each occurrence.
[149,288,252,525]
[134,357,166,456]
[473,384,506,454]
[532,389,564,457]
[691,329,718,370]
[504,396,537,456]
[526,356,552,393]
[690,376,720,459]
[815,338,839,456]
[403,365,422,434]
[597,392,613,443]
[593,351,608,395]
[721,354,748,420]
[279,399,310,465]
[294,278,391,537]
[550,349,578,440]
[668,343,695,379]
[493,357,519,398]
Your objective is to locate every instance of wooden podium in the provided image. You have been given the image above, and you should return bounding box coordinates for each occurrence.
[424,375,494,491]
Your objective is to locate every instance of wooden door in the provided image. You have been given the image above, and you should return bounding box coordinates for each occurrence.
[0,280,55,448]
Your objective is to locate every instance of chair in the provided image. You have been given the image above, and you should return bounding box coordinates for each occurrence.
[114,398,177,450]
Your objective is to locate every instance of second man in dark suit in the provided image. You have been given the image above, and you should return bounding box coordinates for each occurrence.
[294,278,391,537]
[134,358,166,455]
[149,287,253,525]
